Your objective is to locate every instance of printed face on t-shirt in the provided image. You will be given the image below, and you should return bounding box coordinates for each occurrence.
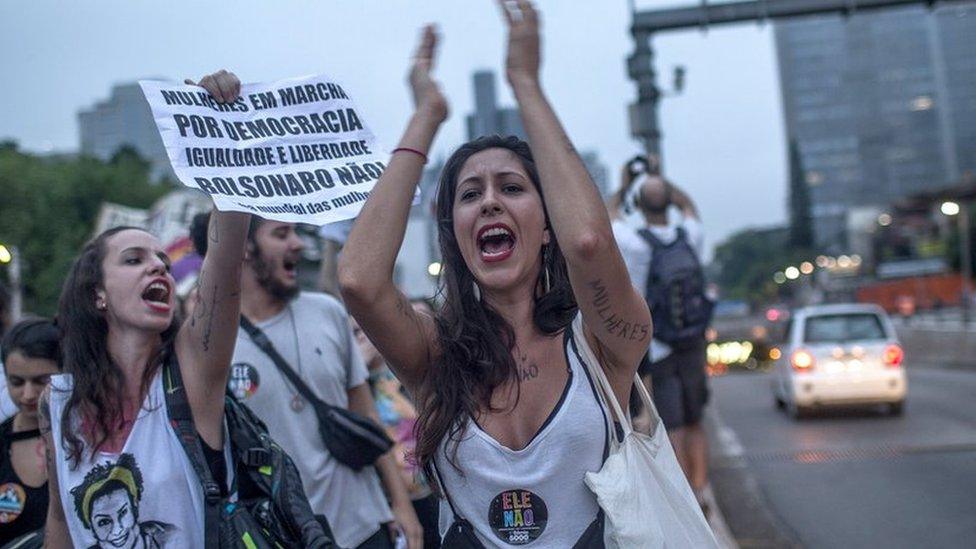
[90,489,138,548]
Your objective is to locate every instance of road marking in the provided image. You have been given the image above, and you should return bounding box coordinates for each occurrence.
[704,407,743,548]
[710,407,746,459]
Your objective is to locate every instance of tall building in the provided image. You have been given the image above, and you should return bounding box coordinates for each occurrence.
[466,70,525,140]
[774,3,976,250]
[79,82,174,181]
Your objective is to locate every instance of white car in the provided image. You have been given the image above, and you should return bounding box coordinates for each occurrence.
[771,303,907,418]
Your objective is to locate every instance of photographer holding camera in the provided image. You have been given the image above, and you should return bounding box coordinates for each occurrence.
[608,156,713,516]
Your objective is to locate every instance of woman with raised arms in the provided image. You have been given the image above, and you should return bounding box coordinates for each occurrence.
[40,71,252,549]
[339,2,651,546]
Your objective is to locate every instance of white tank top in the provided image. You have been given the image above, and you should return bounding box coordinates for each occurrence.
[48,372,207,548]
[435,324,609,547]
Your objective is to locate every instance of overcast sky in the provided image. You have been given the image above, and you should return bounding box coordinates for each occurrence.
[0,1,787,257]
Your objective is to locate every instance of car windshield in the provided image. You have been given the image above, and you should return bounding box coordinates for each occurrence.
[803,313,887,343]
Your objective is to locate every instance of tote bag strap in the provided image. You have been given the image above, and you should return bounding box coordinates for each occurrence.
[571,315,662,448]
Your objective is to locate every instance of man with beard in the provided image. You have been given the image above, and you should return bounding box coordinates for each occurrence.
[228,218,422,549]
[608,160,712,515]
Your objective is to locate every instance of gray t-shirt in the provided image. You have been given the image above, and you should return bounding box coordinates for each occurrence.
[231,292,393,548]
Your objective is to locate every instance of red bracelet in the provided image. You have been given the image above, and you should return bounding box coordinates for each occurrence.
[392,147,428,164]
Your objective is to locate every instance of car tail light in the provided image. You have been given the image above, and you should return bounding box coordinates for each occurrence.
[791,349,815,372]
[883,344,904,367]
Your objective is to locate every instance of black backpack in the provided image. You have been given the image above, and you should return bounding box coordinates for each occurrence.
[638,227,714,350]
[161,356,335,548]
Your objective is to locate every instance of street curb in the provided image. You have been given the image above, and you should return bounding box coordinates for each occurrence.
[705,408,805,548]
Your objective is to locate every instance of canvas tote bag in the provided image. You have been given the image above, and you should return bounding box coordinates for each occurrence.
[573,315,719,548]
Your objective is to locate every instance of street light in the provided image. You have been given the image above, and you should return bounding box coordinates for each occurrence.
[941,201,971,322]
[785,266,800,280]
[0,243,21,321]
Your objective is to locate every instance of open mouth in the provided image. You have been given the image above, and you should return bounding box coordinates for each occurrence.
[478,224,516,262]
[141,279,172,310]
[282,256,299,278]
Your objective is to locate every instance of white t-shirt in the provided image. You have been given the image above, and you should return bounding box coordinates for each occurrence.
[0,373,15,422]
[434,323,607,547]
[231,292,393,548]
[48,372,208,548]
[612,216,704,362]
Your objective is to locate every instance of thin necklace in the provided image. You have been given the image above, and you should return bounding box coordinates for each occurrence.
[286,304,306,413]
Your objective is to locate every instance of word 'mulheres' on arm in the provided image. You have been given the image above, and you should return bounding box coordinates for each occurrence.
[588,278,649,343]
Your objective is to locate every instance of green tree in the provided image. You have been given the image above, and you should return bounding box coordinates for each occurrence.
[0,146,171,315]
[711,225,813,305]
[788,139,814,248]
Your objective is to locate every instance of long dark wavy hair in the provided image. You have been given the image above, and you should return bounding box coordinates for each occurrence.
[57,226,178,466]
[415,135,578,474]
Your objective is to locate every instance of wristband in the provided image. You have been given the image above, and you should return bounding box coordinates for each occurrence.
[391,147,428,164]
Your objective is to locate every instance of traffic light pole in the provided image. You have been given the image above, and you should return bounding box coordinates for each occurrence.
[628,0,971,170]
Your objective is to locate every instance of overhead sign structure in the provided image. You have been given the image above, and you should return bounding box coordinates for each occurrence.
[140,74,388,224]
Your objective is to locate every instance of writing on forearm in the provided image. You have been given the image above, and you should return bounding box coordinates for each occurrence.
[588,278,649,342]
[190,269,218,352]
[190,269,206,329]
[202,283,217,352]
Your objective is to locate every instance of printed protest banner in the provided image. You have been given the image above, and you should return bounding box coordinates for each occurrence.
[140,74,388,224]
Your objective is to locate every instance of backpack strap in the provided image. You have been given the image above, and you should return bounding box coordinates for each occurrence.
[430,458,463,520]
[162,356,222,549]
[637,228,667,307]
[675,226,687,242]
[239,315,328,409]
[672,225,706,270]
[636,227,666,249]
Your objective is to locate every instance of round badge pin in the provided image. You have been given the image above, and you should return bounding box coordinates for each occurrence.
[0,482,27,524]
[487,489,548,545]
[229,363,261,401]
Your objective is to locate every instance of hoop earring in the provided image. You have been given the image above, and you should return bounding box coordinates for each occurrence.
[472,281,482,301]
[543,245,552,294]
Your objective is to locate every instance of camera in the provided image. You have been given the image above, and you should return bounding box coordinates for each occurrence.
[627,155,650,179]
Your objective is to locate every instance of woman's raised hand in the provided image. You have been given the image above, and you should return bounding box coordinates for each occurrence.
[185,69,241,104]
[497,0,541,86]
[408,25,449,123]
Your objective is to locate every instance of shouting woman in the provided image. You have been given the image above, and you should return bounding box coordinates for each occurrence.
[340,2,651,546]
[40,70,252,549]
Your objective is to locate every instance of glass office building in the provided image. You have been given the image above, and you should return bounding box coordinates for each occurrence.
[774,3,976,250]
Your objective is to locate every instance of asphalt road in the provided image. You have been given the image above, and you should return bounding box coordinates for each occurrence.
[709,365,976,549]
